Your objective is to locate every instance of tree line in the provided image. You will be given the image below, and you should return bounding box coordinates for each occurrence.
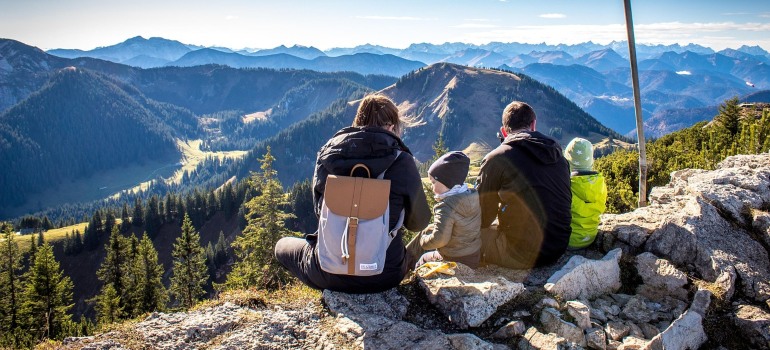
[596,97,770,213]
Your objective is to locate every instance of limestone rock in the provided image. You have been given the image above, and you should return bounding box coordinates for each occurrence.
[600,154,770,304]
[636,292,709,350]
[753,210,770,248]
[448,333,510,350]
[733,304,770,349]
[566,300,592,330]
[634,253,688,301]
[618,336,648,349]
[540,307,586,346]
[518,327,568,350]
[585,327,607,350]
[605,321,630,341]
[621,296,654,324]
[492,320,527,339]
[419,264,525,329]
[323,288,408,320]
[544,248,622,300]
[638,323,660,340]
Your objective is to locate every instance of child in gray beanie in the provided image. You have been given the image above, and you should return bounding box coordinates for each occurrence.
[406,151,482,269]
[564,138,607,249]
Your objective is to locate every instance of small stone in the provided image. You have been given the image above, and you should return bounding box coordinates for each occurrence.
[690,289,712,316]
[491,320,526,339]
[626,321,644,339]
[540,308,586,346]
[607,340,622,350]
[621,296,654,324]
[618,336,648,349]
[656,321,671,332]
[639,322,660,340]
[541,297,560,309]
[566,300,592,329]
[585,327,607,350]
[610,294,633,307]
[605,321,630,341]
[591,307,608,323]
[519,327,568,350]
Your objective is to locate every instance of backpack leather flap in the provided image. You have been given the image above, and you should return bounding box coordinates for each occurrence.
[325,175,391,220]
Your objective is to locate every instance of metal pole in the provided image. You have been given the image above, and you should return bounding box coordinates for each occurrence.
[623,0,648,207]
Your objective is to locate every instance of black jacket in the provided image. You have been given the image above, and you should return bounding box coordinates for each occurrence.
[477,130,572,267]
[309,126,431,292]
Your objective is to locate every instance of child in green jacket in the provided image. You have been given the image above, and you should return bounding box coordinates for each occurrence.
[564,138,608,249]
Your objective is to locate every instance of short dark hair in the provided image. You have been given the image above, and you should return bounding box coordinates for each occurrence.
[502,101,536,132]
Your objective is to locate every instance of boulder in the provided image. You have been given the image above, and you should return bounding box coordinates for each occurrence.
[419,264,525,328]
[733,304,770,349]
[544,248,622,300]
[634,253,688,301]
[600,154,770,304]
[619,336,648,349]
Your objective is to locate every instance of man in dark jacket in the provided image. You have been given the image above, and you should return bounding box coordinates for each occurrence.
[476,101,572,269]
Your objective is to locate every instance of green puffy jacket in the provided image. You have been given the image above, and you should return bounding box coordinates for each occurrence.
[568,173,607,248]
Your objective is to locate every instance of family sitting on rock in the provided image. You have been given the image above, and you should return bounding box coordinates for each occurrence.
[275,94,607,293]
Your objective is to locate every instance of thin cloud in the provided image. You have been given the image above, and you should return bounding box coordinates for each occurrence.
[225,15,239,21]
[539,13,566,19]
[355,16,436,21]
[453,23,499,29]
[760,13,770,18]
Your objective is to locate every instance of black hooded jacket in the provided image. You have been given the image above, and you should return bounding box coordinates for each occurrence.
[477,130,572,267]
[309,126,431,292]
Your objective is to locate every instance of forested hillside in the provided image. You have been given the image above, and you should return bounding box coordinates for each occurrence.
[0,68,187,215]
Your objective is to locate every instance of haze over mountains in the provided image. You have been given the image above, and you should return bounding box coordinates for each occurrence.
[44,36,770,137]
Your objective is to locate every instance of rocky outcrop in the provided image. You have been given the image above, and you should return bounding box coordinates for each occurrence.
[66,153,770,350]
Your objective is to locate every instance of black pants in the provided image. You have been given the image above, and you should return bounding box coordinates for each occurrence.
[274,237,407,294]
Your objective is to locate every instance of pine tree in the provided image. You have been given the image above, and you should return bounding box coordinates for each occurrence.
[21,243,73,341]
[170,214,208,309]
[96,226,129,318]
[132,234,167,315]
[27,235,37,266]
[120,202,131,233]
[93,284,121,326]
[214,231,228,266]
[145,195,162,239]
[132,197,144,227]
[36,231,44,246]
[714,97,742,136]
[225,147,298,290]
[104,210,117,237]
[0,223,24,346]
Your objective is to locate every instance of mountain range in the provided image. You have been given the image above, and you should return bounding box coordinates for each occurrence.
[43,36,770,137]
[1,38,624,219]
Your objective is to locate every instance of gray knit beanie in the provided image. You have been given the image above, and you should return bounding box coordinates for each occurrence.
[428,151,470,188]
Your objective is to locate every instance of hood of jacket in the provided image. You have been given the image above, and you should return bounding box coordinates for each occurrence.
[440,189,479,219]
[503,131,564,165]
[318,126,412,177]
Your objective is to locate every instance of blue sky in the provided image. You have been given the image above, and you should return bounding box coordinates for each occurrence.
[2,0,769,51]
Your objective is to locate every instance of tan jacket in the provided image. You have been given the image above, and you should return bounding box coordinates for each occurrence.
[420,189,482,258]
